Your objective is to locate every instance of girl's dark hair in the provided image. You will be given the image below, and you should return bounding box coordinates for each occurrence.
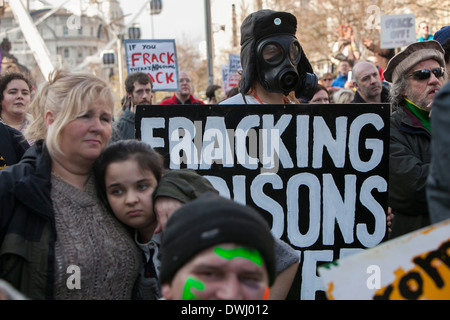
[0,72,33,113]
[95,140,164,207]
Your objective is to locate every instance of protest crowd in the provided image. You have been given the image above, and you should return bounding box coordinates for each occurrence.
[1,2,450,303]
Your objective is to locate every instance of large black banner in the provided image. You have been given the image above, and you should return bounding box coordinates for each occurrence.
[136,103,390,299]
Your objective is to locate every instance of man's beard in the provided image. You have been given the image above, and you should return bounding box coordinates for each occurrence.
[362,85,382,100]
[405,86,437,111]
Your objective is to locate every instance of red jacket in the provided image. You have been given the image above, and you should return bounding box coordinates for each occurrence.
[159,94,204,105]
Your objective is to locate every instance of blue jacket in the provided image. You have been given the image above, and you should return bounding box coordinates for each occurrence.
[331,73,348,88]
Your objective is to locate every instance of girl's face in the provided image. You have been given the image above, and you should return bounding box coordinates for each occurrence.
[105,159,158,238]
[1,79,31,119]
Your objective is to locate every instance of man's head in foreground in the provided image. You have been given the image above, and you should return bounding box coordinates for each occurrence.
[159,193,276,300]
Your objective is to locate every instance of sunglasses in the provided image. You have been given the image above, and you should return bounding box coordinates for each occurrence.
[407,67,445,80]
[322,78,333,81]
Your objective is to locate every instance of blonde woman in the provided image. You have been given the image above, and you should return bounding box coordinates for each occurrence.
[333,88,355,104]
[0,70,140,300]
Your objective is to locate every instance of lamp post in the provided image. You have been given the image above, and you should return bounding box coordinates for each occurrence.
[147,0,163,39]
[116,24,141,98]
[102,49,115,81]
[205,0,213,86]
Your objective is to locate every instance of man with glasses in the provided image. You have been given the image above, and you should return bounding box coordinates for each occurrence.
[111,72,153,142]
[383,40,446,239]
[160,71,204,105]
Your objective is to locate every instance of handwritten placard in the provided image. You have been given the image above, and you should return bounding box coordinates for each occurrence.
[124,39,179,92]
[380,14,416,49]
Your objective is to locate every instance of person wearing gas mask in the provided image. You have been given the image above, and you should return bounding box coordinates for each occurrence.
[218,9,313,300]
[220,9,318,105]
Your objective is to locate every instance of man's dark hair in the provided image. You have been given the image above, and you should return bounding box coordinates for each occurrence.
[125,72,153,94]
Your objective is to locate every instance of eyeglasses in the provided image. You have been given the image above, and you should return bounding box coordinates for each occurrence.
[180,78,191,83]
[322,78,333,81]
[407,67,445,80]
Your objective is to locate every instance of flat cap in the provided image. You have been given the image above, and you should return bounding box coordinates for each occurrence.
[383,40,445,83]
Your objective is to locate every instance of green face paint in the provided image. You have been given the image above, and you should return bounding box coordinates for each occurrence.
[182,277,205,300]
[214,247,263,266]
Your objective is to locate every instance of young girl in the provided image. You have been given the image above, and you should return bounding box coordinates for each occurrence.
[96,140,301,300]
[96,139,218,299]
[96,140,165,300]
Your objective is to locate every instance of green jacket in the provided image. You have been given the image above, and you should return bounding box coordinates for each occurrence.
[153,169,219,203]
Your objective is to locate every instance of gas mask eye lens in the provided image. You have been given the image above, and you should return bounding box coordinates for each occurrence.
[262,43,284,65]
[290,41,301,63]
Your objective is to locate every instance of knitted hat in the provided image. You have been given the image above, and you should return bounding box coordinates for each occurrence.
[434,26,450,45]
[383,40,445,83]
[239,9,313,95]
[159,193,276,286]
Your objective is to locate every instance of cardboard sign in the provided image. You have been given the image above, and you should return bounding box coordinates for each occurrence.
[135,103,390,299]
[380,14,416,49]
[124,39,179,92]
[222,54,241,93]
[319,219,450,300]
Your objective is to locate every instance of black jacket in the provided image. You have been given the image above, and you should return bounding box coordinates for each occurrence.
[388,104,431,239]
[0,122,29,169]
[352,85,390,103]
[0,140,56,299]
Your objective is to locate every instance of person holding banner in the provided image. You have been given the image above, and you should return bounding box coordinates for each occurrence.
[220,9,317,105]
[159,71,204,105]
[111,72,153,142]
[331,24,361,66]
[383,40,446,239]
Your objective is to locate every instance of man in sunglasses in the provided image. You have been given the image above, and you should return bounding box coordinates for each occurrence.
[383,40,446,239]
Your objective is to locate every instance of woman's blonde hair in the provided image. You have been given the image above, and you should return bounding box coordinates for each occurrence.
[333,88,355,104]
[25,69,115,158]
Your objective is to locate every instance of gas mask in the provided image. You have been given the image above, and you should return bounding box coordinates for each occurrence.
[256,35,317,101]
